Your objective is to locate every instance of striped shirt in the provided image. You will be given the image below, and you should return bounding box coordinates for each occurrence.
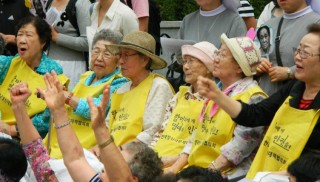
[238,0,255,17]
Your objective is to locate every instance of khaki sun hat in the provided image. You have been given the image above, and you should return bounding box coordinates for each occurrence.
[221,33,261,76]
[106,31,167,70]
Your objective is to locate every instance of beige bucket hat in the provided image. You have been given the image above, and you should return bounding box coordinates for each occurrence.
[221,33,261,76]
[107,31,167,70]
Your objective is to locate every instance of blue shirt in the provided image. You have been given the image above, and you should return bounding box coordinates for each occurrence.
[73,68,128,119]
[0,53,63,138]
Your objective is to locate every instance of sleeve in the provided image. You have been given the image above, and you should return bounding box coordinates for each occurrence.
[238,0,255,18]
[121,7,139,35]
[233,80,296,127]
[31,108,51,138]
[22,138,54,182]
[130,0,149,18]
[178,17,186,39]
[74,77,128,119]
[149,92,179,148]
[226,15,247,37]
[56,0,91,52]
[0,56,13,85]
[137,78,174,144]
[221,93,267,165]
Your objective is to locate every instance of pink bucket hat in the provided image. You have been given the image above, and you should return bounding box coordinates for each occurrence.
[221,33,261,76]
[181,41,217,72]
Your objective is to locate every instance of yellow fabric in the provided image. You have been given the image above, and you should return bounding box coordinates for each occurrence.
[154,86,202,157]
[44,71,118,158]
[0,57,68,125]
[246,97,320,179]
[109,73,157,146]
[188,86,265,168]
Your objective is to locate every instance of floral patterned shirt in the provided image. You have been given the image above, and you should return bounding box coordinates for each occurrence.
[22,138,54,182]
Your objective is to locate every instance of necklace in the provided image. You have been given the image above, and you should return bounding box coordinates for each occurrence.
[197,13,221,42]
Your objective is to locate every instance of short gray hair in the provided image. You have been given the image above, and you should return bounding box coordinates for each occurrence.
[91,29,123,48]
[123,142,163,182]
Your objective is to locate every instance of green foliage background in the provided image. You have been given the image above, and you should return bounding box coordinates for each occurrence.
[156,0,270,21]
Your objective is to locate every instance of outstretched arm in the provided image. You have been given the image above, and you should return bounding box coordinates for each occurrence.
[197,76,242,118]
[88,86,134,182]
[39,71,97,182]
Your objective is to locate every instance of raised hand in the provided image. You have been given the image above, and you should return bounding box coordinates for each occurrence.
[269,66,289,82]
[10,82,31,105]
[37,70,65,111]
[197,76,219,100]
[256,58,272,74]
[88,85,110,131]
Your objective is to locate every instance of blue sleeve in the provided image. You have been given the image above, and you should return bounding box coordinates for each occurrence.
[0,55,13,85]
[31,108,51,138]
[74,77,128,119]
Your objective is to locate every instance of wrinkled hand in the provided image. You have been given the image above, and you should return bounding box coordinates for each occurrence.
[268,66,288,82]
[256,58,272,74]
[88,85,110,131]
[51,27,58,42]
[37,70,65,111]
[197,76,219,100]
[10,82,31,105]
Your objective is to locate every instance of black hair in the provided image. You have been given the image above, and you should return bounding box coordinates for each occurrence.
[287,152,320,182]
[176,166,228,182]
[15,16,51,51]
[257,25,271,41]
[0,138,27,181]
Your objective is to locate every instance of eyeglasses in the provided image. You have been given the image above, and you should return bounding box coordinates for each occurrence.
[293,47,320,59]
[119,53,139,61]
[92,48,113,60]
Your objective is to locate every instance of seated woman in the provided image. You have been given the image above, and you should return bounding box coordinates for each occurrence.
[0,16,68,138]
[10,74,133,182]
[150,41,217,165]
[168,34,267,180]
[106,31,174,146]
[43,29,128,159]
[196,23,320,180]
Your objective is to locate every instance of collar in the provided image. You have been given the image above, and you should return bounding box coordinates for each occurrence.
[289,80,320,109]
[184,85,206,101]
[103,0,121,20]
[199,4,226,17]
[283,6,313,19]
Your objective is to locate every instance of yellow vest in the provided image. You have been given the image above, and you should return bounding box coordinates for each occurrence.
[44,71,119,158]
[109,73,166,146]
[188,86,265,168]
[0,57,69,125]
[154,86,202,157]
[246,97,320,179]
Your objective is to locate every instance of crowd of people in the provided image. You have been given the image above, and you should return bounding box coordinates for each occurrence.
[1,0,320,181]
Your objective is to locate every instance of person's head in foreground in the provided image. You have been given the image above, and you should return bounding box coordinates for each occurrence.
[0,138,27,182]
[176,166,227,182]
[287,152,320,182]
[181,41,217,91]
[121,142,163,182]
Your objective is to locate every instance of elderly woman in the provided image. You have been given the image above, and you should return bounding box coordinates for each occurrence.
[0,16,68,138]
[168,34,267,180]
[150,41,217,164]
[107,31,174,146]
[197,24,320,180]
[43,29,128,159]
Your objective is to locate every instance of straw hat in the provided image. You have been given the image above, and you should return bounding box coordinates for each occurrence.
[221,33,261,76]
[181,41,217,72]
[107,31,167,70]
